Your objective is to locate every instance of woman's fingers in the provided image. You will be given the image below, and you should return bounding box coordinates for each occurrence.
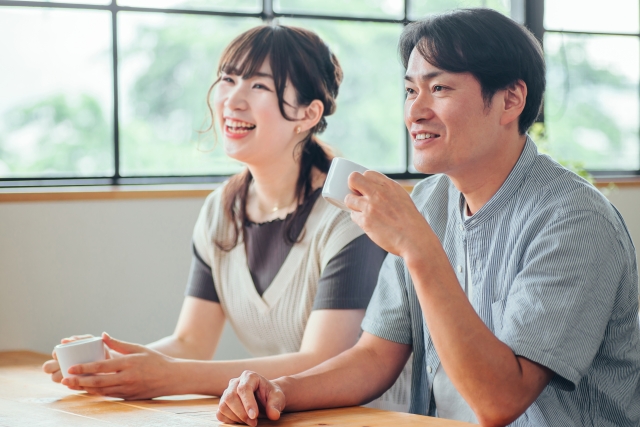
[42,359,63,383]
[61,334,93,344]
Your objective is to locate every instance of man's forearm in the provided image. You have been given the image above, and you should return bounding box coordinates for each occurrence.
[274,334,411,412]
[404,232,551,425]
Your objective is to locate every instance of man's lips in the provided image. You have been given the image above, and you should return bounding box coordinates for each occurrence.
[411,131,441,145]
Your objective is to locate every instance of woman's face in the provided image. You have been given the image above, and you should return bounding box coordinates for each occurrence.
[214,59,302,166]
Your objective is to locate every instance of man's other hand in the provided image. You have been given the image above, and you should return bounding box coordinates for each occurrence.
[216,371,286,426]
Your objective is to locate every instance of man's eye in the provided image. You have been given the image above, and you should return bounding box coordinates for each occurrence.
[405,87,416,95]
[433,85,444,92]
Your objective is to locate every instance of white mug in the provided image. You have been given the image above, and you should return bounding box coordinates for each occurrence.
[322,157,368,211]
[55,336,106,379]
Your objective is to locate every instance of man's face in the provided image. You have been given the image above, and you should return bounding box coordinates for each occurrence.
[404,47,504,176]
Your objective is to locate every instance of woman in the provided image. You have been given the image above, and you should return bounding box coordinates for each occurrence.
[42,24,409,410]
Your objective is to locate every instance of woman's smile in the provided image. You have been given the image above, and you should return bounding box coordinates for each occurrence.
[224,118,256,139]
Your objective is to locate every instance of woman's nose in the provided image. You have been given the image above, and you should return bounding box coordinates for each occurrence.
[225,85,248,111]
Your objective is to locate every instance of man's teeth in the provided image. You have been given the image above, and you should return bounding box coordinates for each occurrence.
[415,133,439,140]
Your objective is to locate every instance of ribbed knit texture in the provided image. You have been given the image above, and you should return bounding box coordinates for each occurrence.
[193,185,412,410]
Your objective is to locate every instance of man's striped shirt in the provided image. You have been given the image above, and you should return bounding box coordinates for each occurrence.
[362,137,640,426]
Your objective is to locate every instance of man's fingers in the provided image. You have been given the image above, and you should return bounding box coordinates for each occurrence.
[237,374,261,422]
[219,385,254,426]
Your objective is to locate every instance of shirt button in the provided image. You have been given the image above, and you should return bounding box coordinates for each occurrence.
[457,265,463,273]
[459,224,464,231]
[427,366,433,374]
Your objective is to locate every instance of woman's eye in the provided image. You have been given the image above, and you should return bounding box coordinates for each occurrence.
[222,76,234,83]
[253,83,270,90]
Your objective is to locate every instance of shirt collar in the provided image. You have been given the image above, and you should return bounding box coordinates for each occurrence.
[459,136,538,228]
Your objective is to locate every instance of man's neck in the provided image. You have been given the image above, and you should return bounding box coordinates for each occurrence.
[451,134,527,216]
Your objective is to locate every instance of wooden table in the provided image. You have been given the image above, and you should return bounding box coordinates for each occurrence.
[0,351,476,426]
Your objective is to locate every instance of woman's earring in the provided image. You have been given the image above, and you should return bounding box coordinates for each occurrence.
[295,126,301,134]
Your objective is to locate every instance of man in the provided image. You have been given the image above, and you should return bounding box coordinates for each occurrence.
[216,8,640,426]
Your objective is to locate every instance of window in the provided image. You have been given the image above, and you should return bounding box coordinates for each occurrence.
[1,0,634,187]
[543,0,640,175]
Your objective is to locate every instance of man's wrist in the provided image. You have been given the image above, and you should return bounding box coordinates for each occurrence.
[273,376,294,412]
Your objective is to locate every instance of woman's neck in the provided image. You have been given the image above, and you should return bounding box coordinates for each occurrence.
[246,158,301,223]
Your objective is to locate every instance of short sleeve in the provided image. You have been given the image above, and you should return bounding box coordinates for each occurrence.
[184,243,219,303]
[498,209,627,391]
[312,234,387,310]
[361,254,413,345]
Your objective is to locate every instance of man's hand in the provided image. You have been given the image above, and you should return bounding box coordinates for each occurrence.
[345,171,431,259]
[59,332,174,400]
[216,371,286,426]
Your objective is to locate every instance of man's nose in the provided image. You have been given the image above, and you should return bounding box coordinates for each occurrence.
[407,92,435,122]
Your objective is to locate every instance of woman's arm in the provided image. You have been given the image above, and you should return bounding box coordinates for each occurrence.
[62,308,365,399]
[148,296,225,360]
[175,308,366,396]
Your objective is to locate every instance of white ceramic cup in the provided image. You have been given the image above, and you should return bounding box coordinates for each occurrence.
[322,157,368,211]
[55,336,106,379]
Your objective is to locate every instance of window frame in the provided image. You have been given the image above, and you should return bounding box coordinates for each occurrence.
[0,0,637,188]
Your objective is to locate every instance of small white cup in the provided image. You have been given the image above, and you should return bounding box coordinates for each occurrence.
[322,157,368,211]
[55,336,106,379]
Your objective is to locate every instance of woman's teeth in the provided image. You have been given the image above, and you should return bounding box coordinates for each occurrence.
[225,119,256,134]
[415,133,439,140]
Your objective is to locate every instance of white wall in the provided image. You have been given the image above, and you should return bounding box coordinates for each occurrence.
[1,185,639,356]
[0,195,250,359]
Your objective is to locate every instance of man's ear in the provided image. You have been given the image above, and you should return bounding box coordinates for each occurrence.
[499,80,527,128]
[299,100,324,132]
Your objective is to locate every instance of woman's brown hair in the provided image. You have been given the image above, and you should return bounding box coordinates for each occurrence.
[205,25,343,251]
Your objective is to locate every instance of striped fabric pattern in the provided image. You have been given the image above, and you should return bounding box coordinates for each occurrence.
[362,137,640,426]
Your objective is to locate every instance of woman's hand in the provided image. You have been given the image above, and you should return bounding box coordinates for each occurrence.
[60,332,177,400]
[42,334,114,383]
[217,370,286,426]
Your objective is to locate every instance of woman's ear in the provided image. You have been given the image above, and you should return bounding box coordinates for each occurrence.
[300,100,324,132]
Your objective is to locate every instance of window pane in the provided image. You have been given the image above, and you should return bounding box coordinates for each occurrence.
[16,0,108,4]
[544,33,639,170]
[545,0,638,34]
[274,0,404,19]
[118,13,261,176]
[409,0,509,20]
[0,7,113,178]
[118,0,261,13]
[279,18,406,172]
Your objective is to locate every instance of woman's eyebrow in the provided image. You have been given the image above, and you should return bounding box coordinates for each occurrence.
[252,72,274,79]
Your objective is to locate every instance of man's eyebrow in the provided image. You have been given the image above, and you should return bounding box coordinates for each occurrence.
[404,70,444,82]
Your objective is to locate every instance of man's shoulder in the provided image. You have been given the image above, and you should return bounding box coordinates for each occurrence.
[524,154,632,240]
[526,155,611,214]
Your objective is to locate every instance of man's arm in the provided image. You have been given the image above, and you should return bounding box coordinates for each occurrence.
[216,333,411,426]
[345,171,553,427]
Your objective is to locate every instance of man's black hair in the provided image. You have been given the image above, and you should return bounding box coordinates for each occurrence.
[399,8,545,134]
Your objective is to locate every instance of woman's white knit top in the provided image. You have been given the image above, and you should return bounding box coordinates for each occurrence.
[192,187,411,411]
